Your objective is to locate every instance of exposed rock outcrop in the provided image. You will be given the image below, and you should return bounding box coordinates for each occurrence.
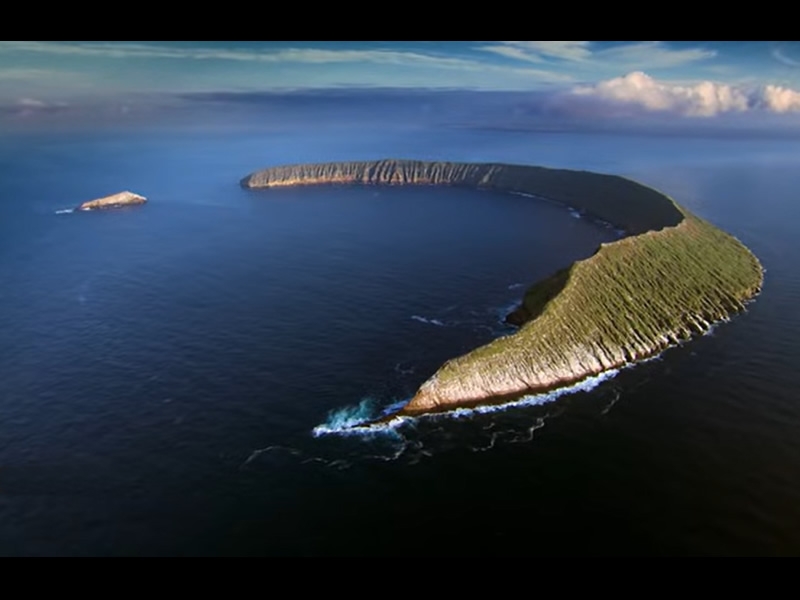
[242,159,764,421]
[78,191,147,211]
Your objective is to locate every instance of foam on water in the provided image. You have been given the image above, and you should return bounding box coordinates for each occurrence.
[312,397,412,438]
[240,444,356,471]
[600,389,622,416]
[313,287,755,447]
[394,362,416,376]
[313,292,752,445]
[415,297,521,335]
[307,330,739,459]
[312,398,376,435]
[493,301,521,330]
[55,208,75,214]
[313,367,621,439]
[446,368,621,419]
[470,417,548,451]
[240,445,302,469]
[411,315,445,326]
[510,191,560,206]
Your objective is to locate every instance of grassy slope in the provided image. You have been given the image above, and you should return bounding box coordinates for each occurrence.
[405,209,764,414]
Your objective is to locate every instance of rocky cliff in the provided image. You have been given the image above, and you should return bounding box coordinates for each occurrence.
[79,191,147,211]
[242,159,764,419]
[242,159,682,235]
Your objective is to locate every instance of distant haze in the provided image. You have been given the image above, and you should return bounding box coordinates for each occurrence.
[3,41,800,135]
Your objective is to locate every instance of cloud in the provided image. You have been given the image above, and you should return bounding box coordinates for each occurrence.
[481,41,592,63]
[567,71,800,117]
[479,44,547,64]
[595,42,716,69]
[174,88,557,128]
[480,41,591,63]
[0,67,87,83]
[0,42,574,87]
[0,41,566,79]
[772,46,800,68]
[17,97,47,107]
[0,97,69,119]
[757,84,800,112]
[0,67,64,80]
[0,41,474,66]
[0,67,93,100]
[478,41,715,69]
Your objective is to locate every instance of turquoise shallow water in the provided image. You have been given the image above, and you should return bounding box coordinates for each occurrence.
[1,127,799,556]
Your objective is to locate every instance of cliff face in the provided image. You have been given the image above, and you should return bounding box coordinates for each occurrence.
[242,159,764,419]
[242,159,683,235]
[79,191,147,211]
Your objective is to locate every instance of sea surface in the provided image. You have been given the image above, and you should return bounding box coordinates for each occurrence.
[1,125,800,556]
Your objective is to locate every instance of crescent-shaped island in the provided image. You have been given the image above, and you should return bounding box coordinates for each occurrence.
[241,159,764,423]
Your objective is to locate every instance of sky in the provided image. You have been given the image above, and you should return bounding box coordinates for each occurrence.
[4,41,800,133]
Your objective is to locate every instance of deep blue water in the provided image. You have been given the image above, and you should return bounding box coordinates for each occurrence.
[2,126,800,556]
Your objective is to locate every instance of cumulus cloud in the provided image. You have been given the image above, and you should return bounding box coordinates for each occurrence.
[568,72,800,117]
[757,84,800,112]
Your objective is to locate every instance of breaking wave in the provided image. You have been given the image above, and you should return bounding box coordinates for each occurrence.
[307,304,749,459]
[445,368,621,419]
[313,367,620,439]
[312,397,410,438]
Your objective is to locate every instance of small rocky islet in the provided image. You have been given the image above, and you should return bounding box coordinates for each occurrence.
[78,191,147,211]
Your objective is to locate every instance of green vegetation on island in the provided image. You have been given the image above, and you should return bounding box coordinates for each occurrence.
[242,159,764,419]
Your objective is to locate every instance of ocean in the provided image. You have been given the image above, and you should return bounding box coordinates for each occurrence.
[1,125,799,556]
